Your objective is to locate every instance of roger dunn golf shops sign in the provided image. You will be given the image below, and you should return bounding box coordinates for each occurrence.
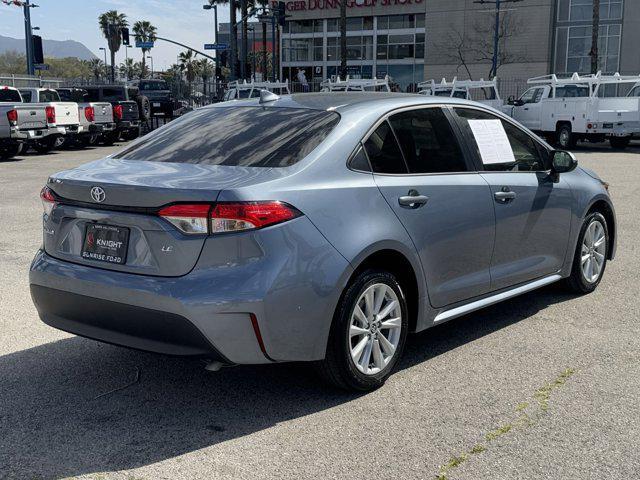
[281,0,423,12]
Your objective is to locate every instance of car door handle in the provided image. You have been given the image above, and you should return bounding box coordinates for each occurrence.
[398,191,429,209]
[494,190,517,202]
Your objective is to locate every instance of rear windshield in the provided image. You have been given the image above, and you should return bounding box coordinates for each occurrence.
[140,81,168,91]
[114,107,340,167]
[40,89,61,102]
[0,88,22,102]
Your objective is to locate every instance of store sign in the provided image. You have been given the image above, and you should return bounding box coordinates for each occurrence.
[283,0,423,11]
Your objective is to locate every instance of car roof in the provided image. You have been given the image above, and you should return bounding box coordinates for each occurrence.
[211,92,487,114]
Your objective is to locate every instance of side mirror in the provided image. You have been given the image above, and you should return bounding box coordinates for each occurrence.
[551,150,578,174]
[513,99,525,107]
[507,95,515,105]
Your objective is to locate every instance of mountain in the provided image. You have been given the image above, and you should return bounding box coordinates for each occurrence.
[0,34,97,60]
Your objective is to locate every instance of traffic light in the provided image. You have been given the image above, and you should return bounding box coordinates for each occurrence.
[32,34,43,64]
[220,50,228,68]
[277,1,286,27]
[121,27,130,46]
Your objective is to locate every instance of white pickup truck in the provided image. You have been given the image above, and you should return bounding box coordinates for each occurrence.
[0,86,54,159]
[418,78,504,110]
[504,72,640,149]
[19,87,81,153]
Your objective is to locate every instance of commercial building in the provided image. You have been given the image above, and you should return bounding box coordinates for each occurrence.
[278,0,640,92]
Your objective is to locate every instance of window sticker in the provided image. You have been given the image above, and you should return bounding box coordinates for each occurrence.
[467,119,516,165]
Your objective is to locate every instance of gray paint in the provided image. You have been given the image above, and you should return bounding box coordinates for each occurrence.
[30,93,616,364]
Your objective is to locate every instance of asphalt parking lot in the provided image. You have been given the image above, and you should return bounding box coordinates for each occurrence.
[1,142,639,480]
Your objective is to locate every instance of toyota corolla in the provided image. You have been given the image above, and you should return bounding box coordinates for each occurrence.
[30,92,616,391]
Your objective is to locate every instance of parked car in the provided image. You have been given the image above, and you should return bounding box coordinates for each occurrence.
[505,72,640,149]
[18,87,81,153]
[418,78,504,110]
[83,85,141,144]
[129,79,179,118]
[30,93,616,391]
[56,88,116,147]
[320,76,391,93]
[0,86,50,159]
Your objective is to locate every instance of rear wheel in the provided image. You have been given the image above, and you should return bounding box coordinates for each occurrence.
[557,124,577,149]
[316,269,408,391]
[609,137,630,150]
[101,131,119,146]
[32,138,55,154]
[564,212,609,294]
[0,143,22,160]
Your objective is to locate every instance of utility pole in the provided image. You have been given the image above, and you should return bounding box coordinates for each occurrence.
[473,0,523,79]
[590,0,600,74]
[203,3,219,95]
[240,0,247,80]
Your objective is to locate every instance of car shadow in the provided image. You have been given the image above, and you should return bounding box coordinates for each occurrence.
[0,285,574,478]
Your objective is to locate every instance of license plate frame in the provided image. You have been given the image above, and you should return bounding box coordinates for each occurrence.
[81,223,130,265]
[153,102,161,107]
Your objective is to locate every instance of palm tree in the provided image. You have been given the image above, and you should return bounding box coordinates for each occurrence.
[589,0,600,74]
[339,1,347,78]
[133,20,157,79]
[87,58,105,82]
[98,10,128,82]
[197,58,215,97]
[119,57,139,81]
[179,50,199,103]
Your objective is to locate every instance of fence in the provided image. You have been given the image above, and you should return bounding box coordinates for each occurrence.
[0,74,66,89]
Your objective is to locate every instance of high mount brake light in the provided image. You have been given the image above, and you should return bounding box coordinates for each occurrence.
[45,106,56,124]
[84,106,95,122]
[158,202,301,235]
[6,109,18,126]
[40,186,56,216]
[113,104,123,120]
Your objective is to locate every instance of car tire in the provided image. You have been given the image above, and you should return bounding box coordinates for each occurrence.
[557,124,577,149]
[137,95,151,122]
[0,143,22,160]
[609,137,630,150]
[32,138,54,154]
[316,269,409,391]
[101,131,119,146]
[564,212,609,294]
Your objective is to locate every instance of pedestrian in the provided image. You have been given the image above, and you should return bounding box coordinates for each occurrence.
[297,68,309,93]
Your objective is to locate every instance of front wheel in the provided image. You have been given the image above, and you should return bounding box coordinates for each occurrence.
[557,125,577,149]
[564,212,609,294]
[316,269,408,391]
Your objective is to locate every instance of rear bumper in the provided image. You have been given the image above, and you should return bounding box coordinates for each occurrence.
[116,121,140,130]
[29,216,351,364]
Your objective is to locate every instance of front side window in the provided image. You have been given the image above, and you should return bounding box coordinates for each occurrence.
[115,107,340,167]
[454,108,549,172]
[364,121,407,174]
[388,108,467,174]
[519,88,543,104]
[628,85,640,97]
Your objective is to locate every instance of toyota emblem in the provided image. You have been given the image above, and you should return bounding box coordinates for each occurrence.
[90,186,106,203]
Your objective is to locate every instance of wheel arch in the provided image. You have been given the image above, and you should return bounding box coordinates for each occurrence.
[586,199,616,259]
[346,245,425,333]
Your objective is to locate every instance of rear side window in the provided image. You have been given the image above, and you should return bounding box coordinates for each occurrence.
[388,108,467,174]
[40,90,60,102]
[364,121,407,174]
[0,88,22,102]
[115,107,340,167]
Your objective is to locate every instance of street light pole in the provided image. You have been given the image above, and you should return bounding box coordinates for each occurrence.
[99,47,107,80]
[473,0,523,79]
[22,0,37,75]
[203,3,219,96]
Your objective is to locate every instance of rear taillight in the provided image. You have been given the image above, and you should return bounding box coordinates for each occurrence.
[6,109,18,126]
[211,202,300,233]
[40,186,56,216]
[113,104,123,120]
[158,202,301,235]
[84,106,95,122]
[45,106,56,124]
[158,204,210,235]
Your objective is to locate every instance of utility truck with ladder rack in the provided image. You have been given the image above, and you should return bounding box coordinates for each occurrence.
[505,72,640,149]
[418,78,504,110]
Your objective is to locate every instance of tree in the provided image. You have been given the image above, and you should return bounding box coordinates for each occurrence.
[197,58,215,96]
[230,0,238,79]
[98,10,128,82]
[119,57,140,80]
[435,12,525,79]
[132,20,157,79]
[589,0,600,74]
[339,0,347,78]
[179,50,199,102]
[255,0,269,79]
[87,58,106,82]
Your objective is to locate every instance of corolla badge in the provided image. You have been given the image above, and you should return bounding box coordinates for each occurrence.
[90,186,106,203]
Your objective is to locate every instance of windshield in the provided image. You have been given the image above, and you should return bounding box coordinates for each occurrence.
[140,81,168,91]
[58,89,87,102]
[0,88,22,102]
[114,107,340,167]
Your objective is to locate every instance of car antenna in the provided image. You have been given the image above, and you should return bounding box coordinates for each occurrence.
[259,90,280,104]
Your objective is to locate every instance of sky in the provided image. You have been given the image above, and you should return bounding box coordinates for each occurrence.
[0,0,230,70]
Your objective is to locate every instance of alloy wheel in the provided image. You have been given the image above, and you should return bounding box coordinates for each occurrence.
[581,220,606,283]
[349,283,402,375]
